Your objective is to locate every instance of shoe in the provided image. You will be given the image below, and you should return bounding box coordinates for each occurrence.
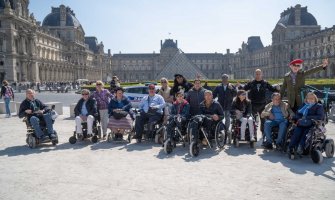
[264,142,273,150]
[102,134,107,140]
[250,137,255,142]
[39,135,49,142]
[240,137,245,141]
[297,145,303,155]
[136,138,141,143]
[77,133,83,140]
[49,134,57,140]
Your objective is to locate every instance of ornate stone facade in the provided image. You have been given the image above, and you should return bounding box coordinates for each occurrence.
[0,1,111,83]
[112,4,335,81]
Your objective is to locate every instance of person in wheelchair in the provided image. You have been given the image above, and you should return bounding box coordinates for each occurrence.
[74,89,99,138]
[288,92,325,156]
[196,90,224,145]
[107,87,133,140]
[19,89,56,142]
[166,91,190,143]
[231,90,255,142]
[134,84,165,143]
[261,93,294,150]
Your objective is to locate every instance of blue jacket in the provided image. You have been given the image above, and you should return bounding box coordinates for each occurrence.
[171,99,190,119]
[294,103,324,121]
[108,96,132,116]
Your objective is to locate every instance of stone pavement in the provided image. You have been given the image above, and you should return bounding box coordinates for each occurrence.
[0,108,334,200]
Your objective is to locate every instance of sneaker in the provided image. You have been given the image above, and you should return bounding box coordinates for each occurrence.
[264,142,273,150]
[39,135,49,142]
[49,134,57,140]
[77,133,83,140]
[240,137,245,141]
[102,134,107,140]
[297,145,303,155]
[250,137,256,142]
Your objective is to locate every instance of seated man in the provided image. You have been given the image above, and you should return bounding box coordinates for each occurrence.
[74,89,98,138]
[19,89,56,141]
[134,84,165,142]
[198,90,224,144]
[166,91,190,139]
[261,93,294,149]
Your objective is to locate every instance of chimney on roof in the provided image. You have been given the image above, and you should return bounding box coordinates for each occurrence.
[226,49,230,54]
[160,40,162,48]
[295,4,301,26]
[108,49,111,56]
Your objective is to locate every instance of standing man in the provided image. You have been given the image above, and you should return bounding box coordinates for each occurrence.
[1,80,14,118]
[186,79,206,116]
[280,58,328,112]
[213,74,237,131]
[239,69,279,137]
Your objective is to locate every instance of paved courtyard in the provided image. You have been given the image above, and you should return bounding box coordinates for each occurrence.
[0,92,334,200]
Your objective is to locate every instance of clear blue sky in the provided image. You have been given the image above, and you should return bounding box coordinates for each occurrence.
[29,0,335,54]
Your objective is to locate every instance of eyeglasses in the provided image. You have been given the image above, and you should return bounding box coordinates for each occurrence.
[161,81,167,83]
[293,64,301,67]
[240,93,246,96]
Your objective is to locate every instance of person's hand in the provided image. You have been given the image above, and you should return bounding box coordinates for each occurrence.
[36,110,43,114]
[322,58,328,68]
[269,113,275,120]
[25,109,32,114]
[212,114,219,121]
[228,84,233,90]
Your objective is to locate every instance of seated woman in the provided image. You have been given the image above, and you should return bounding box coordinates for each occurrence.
[166,91,190,140]
[288,92,324,155]
[108,87,133,138]
[231,90,255,141]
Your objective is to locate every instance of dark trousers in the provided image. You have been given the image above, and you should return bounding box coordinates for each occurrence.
[252,103,266,133]
[166,117,187,139]
[289,126,310,150]
[135,111,162,138]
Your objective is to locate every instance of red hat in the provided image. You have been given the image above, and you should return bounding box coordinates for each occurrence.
[289,59,304,66]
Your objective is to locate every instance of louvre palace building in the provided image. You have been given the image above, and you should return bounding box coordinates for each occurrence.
[0,0,111,83]
[112,4,335,81]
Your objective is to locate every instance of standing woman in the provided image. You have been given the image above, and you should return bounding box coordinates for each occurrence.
[91,80,113,139]
[158,77,173,124]
[1,80,14,118]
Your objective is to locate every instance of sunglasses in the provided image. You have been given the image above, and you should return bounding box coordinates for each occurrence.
[161,81,167,83]
[82,93,89,95]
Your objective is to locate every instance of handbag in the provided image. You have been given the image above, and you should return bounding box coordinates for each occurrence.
[113,109,128,119]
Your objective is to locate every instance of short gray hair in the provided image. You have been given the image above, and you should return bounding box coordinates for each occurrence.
[271,92,281,99]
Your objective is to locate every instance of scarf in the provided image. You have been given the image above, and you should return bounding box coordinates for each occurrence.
[298,103,315,117]
[290,71,297,86]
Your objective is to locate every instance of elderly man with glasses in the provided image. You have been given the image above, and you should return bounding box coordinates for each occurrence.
[74,89,98,138]
[134,84,165,143]
[280,58,328,112]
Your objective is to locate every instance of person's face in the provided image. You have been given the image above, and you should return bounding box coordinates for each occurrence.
[176,94,184,102]
[116,90,123,99]
[194,81,201,89]
[255,71,262,80]
[26,91,35,100]
[149,87,156,96]
[222,77,228,84]
[204,92,213,102]
[272,95,281,106]
[306,95,316,104]
[239,93,246,101]
[160,79,167,87]
[96,83,103,90]
[290,64,301,73]
[176,76,183,83]
[82,92,89,100]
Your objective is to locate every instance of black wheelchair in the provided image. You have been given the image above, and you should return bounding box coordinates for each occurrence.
[69,118,101,144]
[264,120,294,151]
[162,115,190,154]
[230,115,257,148]
[188,114,226,157]
[289,119,334,164]
[24,105,59,148]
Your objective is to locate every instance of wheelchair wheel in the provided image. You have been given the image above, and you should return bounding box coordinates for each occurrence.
[69,136,77,144]
[107,133,113,143]
[311,149,323,164]
[91,135,98,143]
[164,139,173,154]
[27,134,36,148]
[215,123,226,149]
[325,139,334,158]
[190,141,200,157]
[250,141,255,148]
[234,138,239,148]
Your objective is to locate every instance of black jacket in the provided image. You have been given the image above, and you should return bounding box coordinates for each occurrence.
[231,99,252,117]
[1,86,14,99]
[200,100,224,117]
[186,87,206,116]
[213,83,237,110]
[170,82,194,97]
[18,98,47,119]
[243,80,277,104]
[74,98,98,117]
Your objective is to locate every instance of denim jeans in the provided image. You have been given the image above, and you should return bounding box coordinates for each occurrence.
[29,113,54,138]
[4,97,11,115]
[222,110,231,130]
[264,119,288,145]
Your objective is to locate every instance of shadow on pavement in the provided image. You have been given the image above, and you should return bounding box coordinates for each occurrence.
[259,150,335,181]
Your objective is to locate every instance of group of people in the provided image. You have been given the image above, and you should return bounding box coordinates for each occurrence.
[15,58,329,158]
